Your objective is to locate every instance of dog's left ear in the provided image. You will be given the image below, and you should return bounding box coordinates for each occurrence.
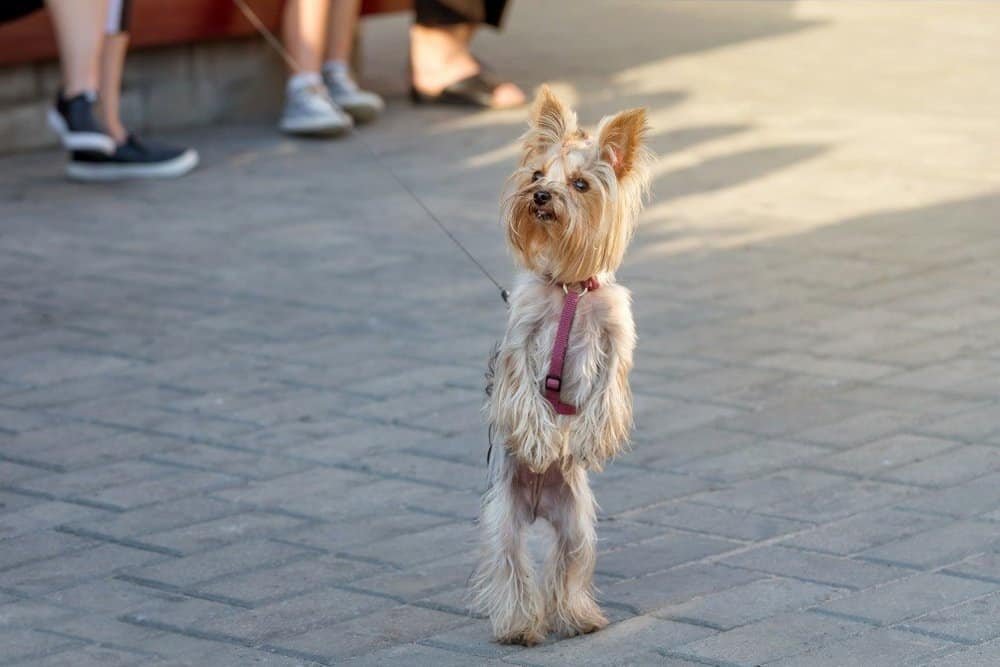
[597,108,648,178]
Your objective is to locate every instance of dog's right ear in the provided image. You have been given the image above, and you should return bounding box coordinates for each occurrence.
[524,85,576,158]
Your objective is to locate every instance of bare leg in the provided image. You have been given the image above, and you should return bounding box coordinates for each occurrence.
[45,0,107,95]
[409,23,524,108]
[324,0,360,63]
[538,463,608,637]
[282,0,330,75]
[471,448,546,645]
[98,32,129,143]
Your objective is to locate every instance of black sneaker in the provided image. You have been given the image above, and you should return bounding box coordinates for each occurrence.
[47,91,116,154]
[67,135,200,182]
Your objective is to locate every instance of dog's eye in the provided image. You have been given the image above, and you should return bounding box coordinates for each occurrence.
[572,178,589,192]
[531,171,544,182]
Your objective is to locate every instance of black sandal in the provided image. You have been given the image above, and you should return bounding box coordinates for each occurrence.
[410,67,523,109]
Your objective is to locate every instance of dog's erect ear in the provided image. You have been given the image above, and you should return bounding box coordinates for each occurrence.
[525,85,574,155]
[597,108,649,178]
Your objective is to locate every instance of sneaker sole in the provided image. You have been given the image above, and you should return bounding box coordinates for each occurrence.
[338,102,383,125]
[47,108,116,154]
[279,116,352,136]
[66,149,200,182]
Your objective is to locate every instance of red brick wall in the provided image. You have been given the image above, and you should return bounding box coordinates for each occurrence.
[0,0,411,66]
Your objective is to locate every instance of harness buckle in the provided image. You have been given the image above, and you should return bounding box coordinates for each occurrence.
[545,375,562,391]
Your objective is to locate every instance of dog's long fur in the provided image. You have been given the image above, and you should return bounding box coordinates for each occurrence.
[472,86,652,645]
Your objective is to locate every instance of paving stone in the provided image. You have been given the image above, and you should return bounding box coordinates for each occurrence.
[342,642,505,666]
[0,628,84,663]
[199,554,385,605]
[766,627,954,666]
[654,577,846,630]
[925,638,1000,666]
[141,511,312,555]
[515,615,716,666]
[675,439,829,481]
[0,531,99,571]
[721,546,911,590]
[271,603,469,660]
[670,610,871,666]
[3,543,163,595]
[154,588,393,644]
[626,501,810,542]
[600,563,763,614]
[597,530,741,578]
[817,572,998,626]
[590,469,713,516]
[880,445,1000,488]
[899,472,1000,518]
[342,521,477,569]
[817,434,960,477]
[943,552,1000,583]
[123,538,316,588]
[904,590,1000,643]
[782,507,949,556]
[860,520,1000,569]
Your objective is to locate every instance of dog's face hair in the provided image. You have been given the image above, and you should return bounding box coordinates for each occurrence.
[501,86,652,284]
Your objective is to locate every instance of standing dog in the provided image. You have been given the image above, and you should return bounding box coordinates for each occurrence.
[474,86,652,645]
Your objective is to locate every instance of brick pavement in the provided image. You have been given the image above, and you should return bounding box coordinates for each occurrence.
[2,2,1000,665]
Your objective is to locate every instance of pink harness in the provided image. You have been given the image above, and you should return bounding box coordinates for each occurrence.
[544,277,600,415]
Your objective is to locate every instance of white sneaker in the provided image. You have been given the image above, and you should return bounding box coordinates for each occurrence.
[323,68,384,124]
[280,83,353,136]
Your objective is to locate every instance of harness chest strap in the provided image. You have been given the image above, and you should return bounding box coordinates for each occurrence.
[544,277,600,415]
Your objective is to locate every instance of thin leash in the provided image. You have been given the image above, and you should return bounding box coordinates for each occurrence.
[231,0,509,304]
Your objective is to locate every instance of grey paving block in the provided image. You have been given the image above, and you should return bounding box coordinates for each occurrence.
[817,434,959,477]
[926,638,1000,666]
[271,603,469,661]
[141,511,311,555]
[880,445,1000,488]
[817,572,998,625]
[157,587,393,644]
[670,610,871,666]
[513,615,715,666]
[590,469,713,516]
[123,538,316,588]
[0,628,84,663]
[0,500,108,540]
[629,502,811,542]
[0,530,99,571]
[4,543,161,595]
[766,627,954,667]
[904,590,1000,643]
[341,521,476,569]
[199,554,385,605]
[600,563,763,614]
[860,520,1000,569]
[899,472,1000,518]
[596,530,741,578]
[782,507,949,556]
[654,577,846,630]
[675,439,829,482]
[342,642,505,666]
[721,546,911,590]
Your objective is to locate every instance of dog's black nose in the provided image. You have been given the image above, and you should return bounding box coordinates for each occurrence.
[533,190,551,206]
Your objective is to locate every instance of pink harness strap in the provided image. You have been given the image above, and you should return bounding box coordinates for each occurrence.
[544,277,599,415]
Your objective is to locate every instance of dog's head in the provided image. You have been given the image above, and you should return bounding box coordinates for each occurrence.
[501,85,652,284]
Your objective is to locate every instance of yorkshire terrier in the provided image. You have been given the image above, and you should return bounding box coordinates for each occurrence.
[474,86,652,645]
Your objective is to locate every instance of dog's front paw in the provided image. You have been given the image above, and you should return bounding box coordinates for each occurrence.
[496,627,546,646]
[552,600,608,638]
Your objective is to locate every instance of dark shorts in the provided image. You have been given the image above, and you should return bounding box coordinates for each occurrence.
[0,0,43,25]
[0,0,132,32]
[415,0,510,29]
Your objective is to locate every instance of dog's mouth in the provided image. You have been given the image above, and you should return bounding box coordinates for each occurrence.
[530,205,556,222]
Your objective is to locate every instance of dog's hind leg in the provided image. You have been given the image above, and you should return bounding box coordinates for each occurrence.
[471,446,546,645]
[538,462,608,637]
